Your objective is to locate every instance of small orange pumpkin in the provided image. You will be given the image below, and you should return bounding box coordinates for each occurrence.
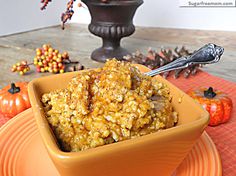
[188,87,233,126]
[0,82,31,118]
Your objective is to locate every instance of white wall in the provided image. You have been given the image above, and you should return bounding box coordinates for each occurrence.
[71,0,236,32]
[0,0,66,36]
[1,0,236,36]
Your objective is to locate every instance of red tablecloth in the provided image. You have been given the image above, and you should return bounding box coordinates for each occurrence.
[0,71,235,175]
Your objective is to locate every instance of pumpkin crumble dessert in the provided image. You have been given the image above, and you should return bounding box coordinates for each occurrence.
[41,59,178,152]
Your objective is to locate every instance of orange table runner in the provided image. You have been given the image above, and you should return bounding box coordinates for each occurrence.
[167,71,236,176]
[0,71,235,175]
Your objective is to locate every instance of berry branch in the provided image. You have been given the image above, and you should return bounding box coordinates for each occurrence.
[40,0,109,29]
[11,44,84,76]
[40,0,52,10]
[61,0,75,30]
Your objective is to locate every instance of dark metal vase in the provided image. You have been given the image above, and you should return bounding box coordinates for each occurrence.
[82,0,143,62]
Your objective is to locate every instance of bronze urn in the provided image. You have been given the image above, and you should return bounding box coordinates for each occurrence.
[82,0,143,62]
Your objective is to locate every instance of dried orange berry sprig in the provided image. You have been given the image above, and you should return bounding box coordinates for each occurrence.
[11,61,32,76]
[33,44,70,74]
[40,0,109,29]
[61,0,76,30]
[40,0,52,10]
[11,44,84,76]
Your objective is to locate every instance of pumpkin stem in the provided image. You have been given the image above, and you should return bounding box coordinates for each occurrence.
[8,83,21,94]
[204,87,216,98]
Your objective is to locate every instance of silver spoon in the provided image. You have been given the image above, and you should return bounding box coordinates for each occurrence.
[145,43,224,77]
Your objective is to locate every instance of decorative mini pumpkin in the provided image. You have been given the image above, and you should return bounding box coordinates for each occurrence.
[0,82,31,118]
[188,87,233,126]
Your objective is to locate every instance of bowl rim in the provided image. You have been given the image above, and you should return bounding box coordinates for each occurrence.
[28,64,209,162]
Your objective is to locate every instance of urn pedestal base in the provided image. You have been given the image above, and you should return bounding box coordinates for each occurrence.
[91,39,130,62]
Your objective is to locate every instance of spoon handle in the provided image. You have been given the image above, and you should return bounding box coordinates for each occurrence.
[145,43,224,77]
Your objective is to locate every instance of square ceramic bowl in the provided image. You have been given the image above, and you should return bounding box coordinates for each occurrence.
[28,64,209,176]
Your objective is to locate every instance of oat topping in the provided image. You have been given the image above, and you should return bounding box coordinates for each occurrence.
[41,59,178,152]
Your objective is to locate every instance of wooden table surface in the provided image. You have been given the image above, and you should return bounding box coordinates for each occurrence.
[0,23,235,88]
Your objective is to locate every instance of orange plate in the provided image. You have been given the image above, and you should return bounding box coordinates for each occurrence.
[0,109,221,176]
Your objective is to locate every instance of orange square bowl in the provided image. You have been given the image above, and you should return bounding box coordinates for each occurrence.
[28,64,209,176]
